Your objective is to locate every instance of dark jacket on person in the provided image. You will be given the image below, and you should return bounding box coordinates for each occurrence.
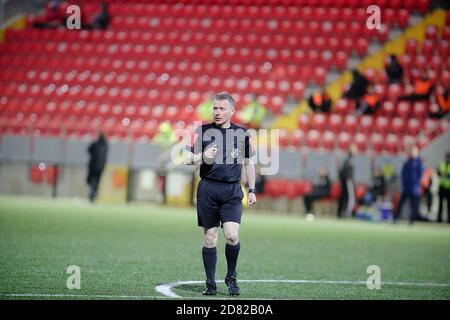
[401,157,423,196]
[255,174,266,194]
[344,71,369,100]
[88,136,108,173]
[370,175,386,198]
[308,92,332,113]
[339,156,354,183]
[92,10,110,29]
[312,174,331,196]
[385,58,403,83]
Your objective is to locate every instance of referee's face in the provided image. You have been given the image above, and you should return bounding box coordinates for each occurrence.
[213,99,234,127]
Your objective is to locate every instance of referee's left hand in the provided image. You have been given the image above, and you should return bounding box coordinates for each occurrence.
[248,192,257,206]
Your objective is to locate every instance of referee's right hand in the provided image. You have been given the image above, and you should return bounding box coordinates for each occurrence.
[203,144,217,163]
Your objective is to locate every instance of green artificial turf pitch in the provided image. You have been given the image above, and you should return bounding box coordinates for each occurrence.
[0,196,449,300]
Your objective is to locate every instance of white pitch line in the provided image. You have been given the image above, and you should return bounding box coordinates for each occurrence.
[0,293,170,299]
[2,280,448,300]
[154,279,450,298]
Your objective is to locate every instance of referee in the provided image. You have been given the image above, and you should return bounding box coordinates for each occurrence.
[185,92,257,296]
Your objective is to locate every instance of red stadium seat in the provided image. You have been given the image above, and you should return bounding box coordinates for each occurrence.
[406,118,422,136]
[374,116,389,136]
[353,133,367,152]
[421,40,435,57]
[385,134,400,153]
[337,132,351,151]
[328,114,343,133]
[306,130,321,149]
[416,135,430,149]
[278,129,290,148]
[443,25,450,40]
[291,129,305,148]
[383,9,396,26]
[438,40,449,58]
[265,179,280,198]
[412,102,428,119]
[396,101,412,119]
[311,113,327,132]
[400,54,413,70]
[298,180,313,197]
[313,67,327,86]
[343,114,357,134]
[375,24,389,42]
[334,98,353,115]
[380,101,395,117]
[386,84,403,102]
[430,55,443,73]
[417,0,430,14]
[330,182,340,200]
[322,131,335,150]
[355,38,369,56]
[46,166,59,185]
[371,133,384,153]
[425,25,438,41]
[424,118,438,137]
[359,115,374,134]
[335,51,348,71]
[397,9,410,28]
[30,164,44,184]
[414,54,428,70]
[406,38,418,56]
[286,180,300,200]
[391,117,405,135]
[298,114,311,131]
[356,184,368,200]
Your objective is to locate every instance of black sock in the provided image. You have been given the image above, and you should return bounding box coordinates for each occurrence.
[202,246,217,283]
[225,242,240,277]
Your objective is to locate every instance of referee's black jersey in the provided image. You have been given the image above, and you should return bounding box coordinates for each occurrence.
[188,123,255,183]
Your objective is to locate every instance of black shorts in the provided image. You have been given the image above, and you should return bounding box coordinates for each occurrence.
[196,179,244,229]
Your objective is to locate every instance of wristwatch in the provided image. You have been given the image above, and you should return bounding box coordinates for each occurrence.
[248,188,256,194]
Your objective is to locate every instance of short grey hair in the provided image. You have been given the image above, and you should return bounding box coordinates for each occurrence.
[213,92,235,109]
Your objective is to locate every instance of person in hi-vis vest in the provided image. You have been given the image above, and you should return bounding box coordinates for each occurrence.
[437,152,450,223]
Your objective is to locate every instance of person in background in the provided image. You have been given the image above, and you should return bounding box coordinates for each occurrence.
[308,90,332,113]
[90,2,110,29]
[421,166,434,217]
[197,95,214,122]
[385,54,404,85]
[343,70,369,102]
[398,69,434,102]
[154,121,177,149]
[393,146,424,224]
[32,0,64,28]
[238,94,267,129]
[87,132,108,203]
[355,85,381,115]
[303,166,331,215]
[430,87,450,118]
[254,165,266,195]
[421,163,440,219]
[437,152,450,223]
[337,144,356,218]
[360,167,386,206]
